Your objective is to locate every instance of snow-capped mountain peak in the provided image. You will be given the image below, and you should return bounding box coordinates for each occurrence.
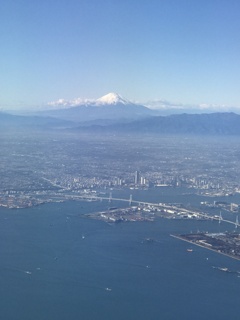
[47,92,132,109]
[96,93,130,105]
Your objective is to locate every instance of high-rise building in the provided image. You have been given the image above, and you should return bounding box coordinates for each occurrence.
[134,170,140,184]
[140,176,146,185]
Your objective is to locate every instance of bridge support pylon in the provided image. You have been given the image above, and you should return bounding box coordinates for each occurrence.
[219,211,222,224]
[129,194,132,206]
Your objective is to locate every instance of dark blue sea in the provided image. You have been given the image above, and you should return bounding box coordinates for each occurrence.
[1,187,240,320]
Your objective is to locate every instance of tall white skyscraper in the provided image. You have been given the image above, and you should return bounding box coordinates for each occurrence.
[134,171,140,184]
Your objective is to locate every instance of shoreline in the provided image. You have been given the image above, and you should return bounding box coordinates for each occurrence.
[170,234,240,261]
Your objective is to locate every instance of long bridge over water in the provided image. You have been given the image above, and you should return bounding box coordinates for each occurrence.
[69,192,239,228]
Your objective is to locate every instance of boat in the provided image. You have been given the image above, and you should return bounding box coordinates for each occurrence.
[212,266,230,272]
[24,271,32,275]
[218,267,229,272]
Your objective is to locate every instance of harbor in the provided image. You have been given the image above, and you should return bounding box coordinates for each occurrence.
[171,232,240,261]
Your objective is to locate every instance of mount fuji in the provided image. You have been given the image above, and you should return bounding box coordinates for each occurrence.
[95,93,131,105]
[40,93,156,123]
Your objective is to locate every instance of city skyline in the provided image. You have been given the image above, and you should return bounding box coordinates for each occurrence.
[1,0,240,110]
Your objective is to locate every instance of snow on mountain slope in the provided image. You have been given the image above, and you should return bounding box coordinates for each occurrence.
[95,93,131,106]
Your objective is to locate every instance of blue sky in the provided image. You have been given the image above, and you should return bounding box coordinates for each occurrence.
[1,0,240,110]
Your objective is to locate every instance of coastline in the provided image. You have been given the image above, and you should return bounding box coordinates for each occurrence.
[170,234,240,261]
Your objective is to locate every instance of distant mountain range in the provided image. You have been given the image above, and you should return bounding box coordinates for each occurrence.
[73,112,240,135]
[4,93,240,117]
[0,111,73,131]
[2,96,240,135]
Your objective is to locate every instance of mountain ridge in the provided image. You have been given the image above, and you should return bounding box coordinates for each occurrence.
[2,109,240,136]
[72,112,240,135]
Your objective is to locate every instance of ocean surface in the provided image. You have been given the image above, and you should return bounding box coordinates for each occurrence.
[1,187,240,320]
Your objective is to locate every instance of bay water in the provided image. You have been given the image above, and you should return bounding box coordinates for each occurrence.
[0,187,240,320]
